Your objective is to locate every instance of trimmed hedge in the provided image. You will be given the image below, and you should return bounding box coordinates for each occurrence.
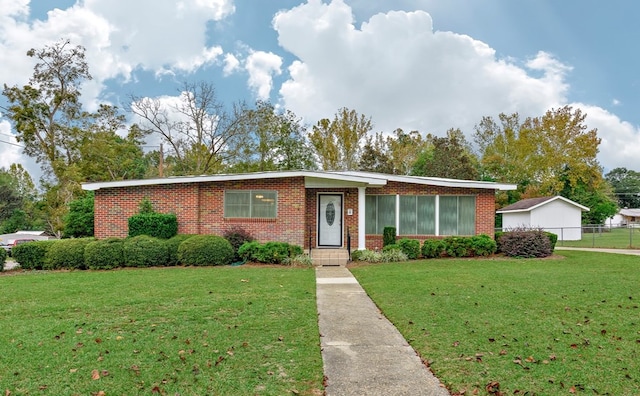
[498,230,552,258]
[85,238,125,270]
[238,241,261,262]
[237,241,304,264]
[422,239,445,259]
[223,226,255,261]
[177,235,234,266]
[12,240,57,270]
[398,238,421,259]
[545,232,558,251]
[128,213,178,239]
[383,226,396,247]
[165,234,195,266]
[469,234,497,257]
[442,236,472,258]
[124,235,168,268]
[0,247,6,271]
[45,238,94,270]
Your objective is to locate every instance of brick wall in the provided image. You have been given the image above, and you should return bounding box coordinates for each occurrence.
[94,178,497,251]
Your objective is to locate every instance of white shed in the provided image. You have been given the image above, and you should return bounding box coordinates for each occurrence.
[497,196,590,241]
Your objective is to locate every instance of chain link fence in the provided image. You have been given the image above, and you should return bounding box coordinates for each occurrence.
[496,224,640,249]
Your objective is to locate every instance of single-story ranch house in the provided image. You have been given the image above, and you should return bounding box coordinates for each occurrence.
[82,171,516,256]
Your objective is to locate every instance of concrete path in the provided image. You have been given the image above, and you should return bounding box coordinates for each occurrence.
[316,267,450,396]
[556,246,640,256]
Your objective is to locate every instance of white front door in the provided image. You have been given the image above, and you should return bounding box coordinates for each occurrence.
[318,194,342,247]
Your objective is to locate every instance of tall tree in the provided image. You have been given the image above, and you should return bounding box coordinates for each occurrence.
[605,167,640,208]
[310,108,372,171]
[130,81,246,175]
[0,165,44,233]
[386,129,428,175]
[412,129,479,180]
[358,132,394,174]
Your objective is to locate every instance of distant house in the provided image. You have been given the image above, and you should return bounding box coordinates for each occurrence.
[497,196,589,241]
[608,208,640,228]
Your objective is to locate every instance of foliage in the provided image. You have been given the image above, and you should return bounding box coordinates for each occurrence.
[309,107,372,170]
[358,129,428,175]
[381,249,408,262]
[498,230,552,258]
[282,254,314,267]
[350,249,365,261]
[45,238,93,270]
[237,241,262,262]
[84,238,124,270]
[397,238,421,259]
[605,167,640,208]
[494,231,505,253]
[0,164,43,234]
[382,244,401,252]
[383,226,396,247]
[177,235,234,266]
[0,247,6,270]
[358,132,395,174]
[165,234,195,266]
[469,234,497,256]
[412,129,479,179]
[544,231,558,251]
[11,240,57,270]
[442,236,472,258]
[354,249,384,263]
[138,197,155,214]
[63,192,94,238]
[223,226,255,261]
[289,244,304,257]
[350,249,407,263]
[128,213,178,239]
[421,239,445,258]
[123,235,168,268]
[254,242,294,264]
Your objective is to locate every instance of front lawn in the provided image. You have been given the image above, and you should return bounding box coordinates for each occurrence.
[350,251,640,395]
[559,226,640,249]
[0,266,323,395]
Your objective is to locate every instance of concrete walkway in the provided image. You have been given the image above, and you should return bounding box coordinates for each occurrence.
[316,267,450,396]
[556,246,640,256]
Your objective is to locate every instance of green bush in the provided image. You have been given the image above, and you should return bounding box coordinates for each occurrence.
[45,238,94,270]
[422,239,445,259]
[128,213,178,239]
[64,192,94,238]
[351,249,365,261]
[383,226,396,247]
[442,236,472,258]
[545,231,558,251]
[397,238,421,259]
[283,254,313,267]
[223,226,255,261]
[382,249,408,262]
[177,235,234,266]
[498,230,552,258]
[12,240,57,270]
[357,249,384,263]
[494,231,505,253]
[165,234,195,266]
[85,238,124,270]
[382,244,401,252]
[289,244,304,257]
[469,234,497,257]
[254,242,292,264]
[124,235,168,268]
[0,248,6,271]
[238,241,261,262]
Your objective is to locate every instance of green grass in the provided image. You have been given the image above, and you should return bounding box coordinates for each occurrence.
[350,251,640,395]
[0,267,323,395]
[559,226,640,248]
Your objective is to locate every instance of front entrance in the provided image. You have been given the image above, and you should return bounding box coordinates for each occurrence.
[318,194,343,247]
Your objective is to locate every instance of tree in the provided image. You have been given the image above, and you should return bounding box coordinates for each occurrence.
[386,129,427,175]
[64,191,94,238]
[0,165,44,233]
[130,81,246,175]
[412,129,479,180]
[230,101,315,172]
[309,108,372,171]
[358,132,394,174]
[605,167,640,208]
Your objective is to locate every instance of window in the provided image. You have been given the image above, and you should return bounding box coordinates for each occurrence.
[365,195,396,234]
[439,196,475,235]
[399,196,436,235]
[224,190,277,218]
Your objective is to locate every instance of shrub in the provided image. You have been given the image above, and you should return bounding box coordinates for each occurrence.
[85,238,124,270]
[283,254,313,267]
[238,241,261,262]
[469,234,497,257]
[358,249,384,263]
[124,235,168,268]
[128,213,178,239]
[422,239,445,259]
[498,230,552,258]
[545,232,558,251]
[351,249,366,261]
[382,244,402,253]
[397,238,421,259]
[382,249,408,262]
[254,242,291,264]
[178,235,234,266]
[442,236,472,258]
[12,240,57,270]
[0,248,6,271]
[165,234,195,266]
[45,238,94,270]
[223,226,255,261]
[289,244,304,257]
[494,231,505,253]
[64,192,95,238]
[383,227,396,247]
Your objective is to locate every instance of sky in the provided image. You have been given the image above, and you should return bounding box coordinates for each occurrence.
[1,0,639,183]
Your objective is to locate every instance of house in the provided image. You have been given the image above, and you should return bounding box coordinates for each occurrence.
[82,170,516,264]
[497,196,589,241]
[608,208,640,228]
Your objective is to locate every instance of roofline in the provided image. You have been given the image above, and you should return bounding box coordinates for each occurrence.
[497,195,590,213]
[82,170,517,191]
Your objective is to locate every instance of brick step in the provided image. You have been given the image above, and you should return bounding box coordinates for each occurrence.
[311,249,349,267]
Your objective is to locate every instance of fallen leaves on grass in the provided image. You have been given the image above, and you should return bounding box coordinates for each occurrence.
[91,369,100,380]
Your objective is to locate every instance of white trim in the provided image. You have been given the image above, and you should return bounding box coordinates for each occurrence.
[82,170,516,191]
[497,195,590,213]
[358,187,366,250]
[434,195,440,236]
[395,194,400,234]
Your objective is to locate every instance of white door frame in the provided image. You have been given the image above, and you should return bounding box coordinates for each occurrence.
[317,193,343,247]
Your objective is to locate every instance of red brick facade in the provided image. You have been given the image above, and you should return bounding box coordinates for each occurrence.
[94,177,497,250]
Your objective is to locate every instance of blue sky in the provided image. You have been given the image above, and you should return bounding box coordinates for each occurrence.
[1,0,639,181]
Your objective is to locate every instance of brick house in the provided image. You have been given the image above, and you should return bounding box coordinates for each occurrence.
[82,171,515,261]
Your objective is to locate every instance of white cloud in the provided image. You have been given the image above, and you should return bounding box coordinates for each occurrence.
[223,53,240,75]
[245,51,283,99]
